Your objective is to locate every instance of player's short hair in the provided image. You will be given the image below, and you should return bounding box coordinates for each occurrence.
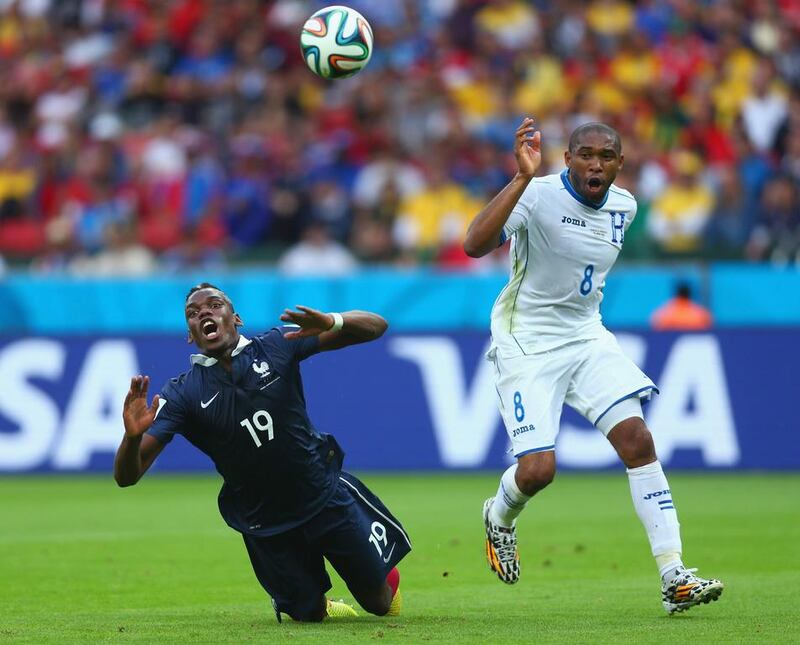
[185,282,234,311]
[568,123,622,155]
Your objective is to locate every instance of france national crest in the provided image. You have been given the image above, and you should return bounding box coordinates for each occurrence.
[252,360,270,378]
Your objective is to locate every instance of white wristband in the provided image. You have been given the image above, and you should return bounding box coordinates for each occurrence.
[328,312,344,332]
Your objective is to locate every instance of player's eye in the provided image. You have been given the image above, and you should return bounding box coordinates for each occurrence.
[212,302,222,309]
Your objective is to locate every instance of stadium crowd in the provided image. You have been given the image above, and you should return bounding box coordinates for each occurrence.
[0,0,798,276]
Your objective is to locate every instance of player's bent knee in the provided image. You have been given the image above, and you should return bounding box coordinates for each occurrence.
[352,584,392,616]
[609,419,656,467]
[516,454,556,495]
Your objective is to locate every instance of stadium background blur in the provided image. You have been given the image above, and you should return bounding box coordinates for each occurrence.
[0,0,798,273]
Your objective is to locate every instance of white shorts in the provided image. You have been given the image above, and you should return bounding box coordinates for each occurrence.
[488,330,658,458]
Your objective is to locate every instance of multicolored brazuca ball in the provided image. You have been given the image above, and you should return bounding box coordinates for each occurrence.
[300,5,373,79]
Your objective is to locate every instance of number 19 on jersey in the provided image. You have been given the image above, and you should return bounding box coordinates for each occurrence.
[241,410,274,447]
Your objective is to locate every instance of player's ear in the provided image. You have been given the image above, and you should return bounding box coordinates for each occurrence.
[618,153,624,171]
[234,313,243,328]
[187,330,194,344]
[564,150,571,168]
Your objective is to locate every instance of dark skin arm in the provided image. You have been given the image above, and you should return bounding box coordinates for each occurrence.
[463,117,542,258]
[115,375,166,487]
[280,306,388,351]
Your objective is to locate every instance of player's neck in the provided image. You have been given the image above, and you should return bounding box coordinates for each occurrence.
[206,336,240,373]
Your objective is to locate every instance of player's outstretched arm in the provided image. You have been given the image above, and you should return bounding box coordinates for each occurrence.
[115,375,165,487]
[463,117,541,258]
[281,306,388,351]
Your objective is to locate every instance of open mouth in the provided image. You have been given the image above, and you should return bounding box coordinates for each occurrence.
[587,177,603,190]
[201,319,220,341]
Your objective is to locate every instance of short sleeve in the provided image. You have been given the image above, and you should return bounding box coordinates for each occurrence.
[146,379,188,445]
[502,180,539,242]
[270,326,321,362]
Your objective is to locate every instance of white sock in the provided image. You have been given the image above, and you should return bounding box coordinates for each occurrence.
[490,464,531,527]
[626,461,683,577]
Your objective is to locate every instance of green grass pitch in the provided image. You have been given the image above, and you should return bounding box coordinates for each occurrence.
[2,472,799,644]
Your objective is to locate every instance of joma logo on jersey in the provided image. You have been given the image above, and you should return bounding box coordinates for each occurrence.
[643,489,671,500]
[512,424,535,437]
[561,216,586,227]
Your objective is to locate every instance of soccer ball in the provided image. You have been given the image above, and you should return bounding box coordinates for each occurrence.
[300,5,374,79]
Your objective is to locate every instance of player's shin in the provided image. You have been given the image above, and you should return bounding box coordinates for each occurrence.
[626,460,684,578]
[490,464,531,527]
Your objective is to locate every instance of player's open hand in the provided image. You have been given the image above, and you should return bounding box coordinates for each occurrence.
[281,305,335,338]
[515,117,541,179]
[122,375,160,438]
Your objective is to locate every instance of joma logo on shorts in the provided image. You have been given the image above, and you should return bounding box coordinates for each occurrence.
[561,216,586,227]
[643,489,671,500]
[512,424,535,437]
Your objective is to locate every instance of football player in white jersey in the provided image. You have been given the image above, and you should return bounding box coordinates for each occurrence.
[464,119,723,614]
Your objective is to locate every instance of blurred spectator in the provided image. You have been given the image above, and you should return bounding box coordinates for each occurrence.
[474,0,539,50]
[69,219,157,277]
[650,281,713,331]
[350,178,401,263]
[746,174,800,264]
[162,225,227,273]
[394,155,483,261]
[740,59,788,154]
[30,216,76,274]
[352,146,425,211]
[586,0,634,42]
[0,144,35,218]
[307,178,351,241]
[647,151,715,255]
[278,222,358,276]
[702,165,752,259]
[223,141,271,252]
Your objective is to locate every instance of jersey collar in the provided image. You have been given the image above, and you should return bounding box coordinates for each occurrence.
[560,169,609,210]
[190,334,252,367]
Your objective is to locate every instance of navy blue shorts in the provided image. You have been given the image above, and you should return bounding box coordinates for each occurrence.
[242,472,412,620]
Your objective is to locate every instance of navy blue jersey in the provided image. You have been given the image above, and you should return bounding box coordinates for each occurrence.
[147,328,341,536]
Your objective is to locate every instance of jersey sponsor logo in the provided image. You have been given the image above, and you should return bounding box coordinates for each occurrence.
[561,215,586,227]
[200,392,219,408]
[643,488,671,500]
[512,423,535,437]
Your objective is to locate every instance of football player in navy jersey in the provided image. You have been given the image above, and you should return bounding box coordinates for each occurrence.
[115,283,409,622]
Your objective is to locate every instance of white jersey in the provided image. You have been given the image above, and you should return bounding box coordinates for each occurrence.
[490,170,637,356]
